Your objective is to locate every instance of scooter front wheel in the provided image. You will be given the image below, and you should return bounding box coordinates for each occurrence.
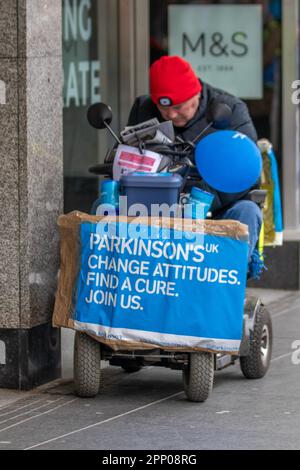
[240,305,273,379]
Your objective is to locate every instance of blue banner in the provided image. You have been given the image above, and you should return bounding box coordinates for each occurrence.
[72,221,248,352]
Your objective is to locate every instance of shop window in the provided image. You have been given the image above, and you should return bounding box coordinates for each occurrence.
[62,0,119,213]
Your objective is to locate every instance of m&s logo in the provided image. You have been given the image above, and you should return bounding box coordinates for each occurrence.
[182,32,249,58]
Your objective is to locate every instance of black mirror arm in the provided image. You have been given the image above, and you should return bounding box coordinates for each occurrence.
[103,121,122,144]
[184,122,214,151]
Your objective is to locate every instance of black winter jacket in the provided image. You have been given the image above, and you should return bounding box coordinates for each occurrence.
[127,81,258,215]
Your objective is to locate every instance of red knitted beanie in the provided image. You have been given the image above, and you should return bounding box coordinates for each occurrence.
[150,56,202,106]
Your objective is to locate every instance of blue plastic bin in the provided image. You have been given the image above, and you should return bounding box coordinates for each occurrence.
[119,172,183,214]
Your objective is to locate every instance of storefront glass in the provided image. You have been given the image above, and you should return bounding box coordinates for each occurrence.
[150,0,282,165]
[62,0,119,213]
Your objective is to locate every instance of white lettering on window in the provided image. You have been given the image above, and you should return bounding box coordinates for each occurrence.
[66,62,80,107]
[79,0,92,41]
[64,0,92,41]
[91,61,101,104]
[78,61,90,106]
[64,0,77,41]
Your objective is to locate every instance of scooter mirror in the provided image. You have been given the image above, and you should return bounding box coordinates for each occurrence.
[87,102,113,129]
[206,102,232,130]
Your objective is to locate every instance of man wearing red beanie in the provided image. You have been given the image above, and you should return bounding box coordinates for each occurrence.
[129,55,257,138]
[149,56,202,127]
[127,55,261,260]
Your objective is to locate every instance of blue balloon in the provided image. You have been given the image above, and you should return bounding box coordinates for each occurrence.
[195,131,262,193]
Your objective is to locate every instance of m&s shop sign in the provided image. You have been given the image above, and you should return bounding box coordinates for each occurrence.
[168,5,263,99]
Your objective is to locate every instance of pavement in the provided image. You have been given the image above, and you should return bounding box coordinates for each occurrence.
[0,287,299,450]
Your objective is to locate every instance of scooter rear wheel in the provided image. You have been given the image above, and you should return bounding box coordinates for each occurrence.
[183,352,214,402]
[73,332,101,397]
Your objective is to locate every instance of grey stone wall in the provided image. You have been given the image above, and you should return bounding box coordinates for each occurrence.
[0,0,63,329]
